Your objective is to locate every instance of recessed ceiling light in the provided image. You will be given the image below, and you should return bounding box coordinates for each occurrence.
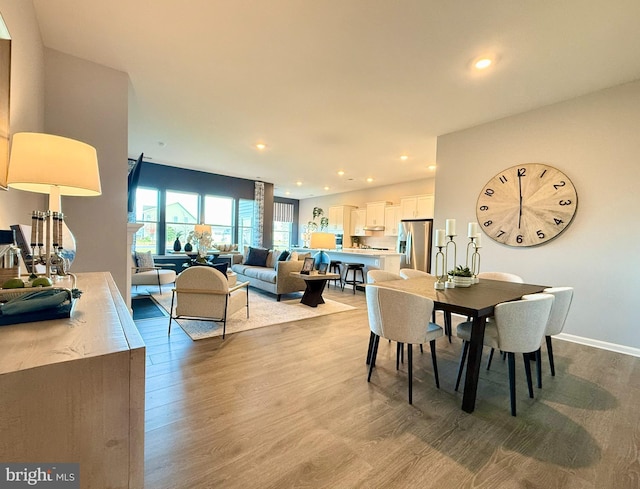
[296,181,302,186]
[428,165,437,171]
[256,143,267,150]
[474,57,492,70]
[285,191,290,195]
[158,141,166,147]
[337,170,345,176]
[324,186,330,191]
[366,177,374,183]
[400,155,408,161]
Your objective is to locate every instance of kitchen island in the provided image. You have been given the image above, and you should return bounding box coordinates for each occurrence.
[293,248,402,274]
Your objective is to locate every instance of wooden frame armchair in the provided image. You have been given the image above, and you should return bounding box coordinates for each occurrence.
[168,266,249,339]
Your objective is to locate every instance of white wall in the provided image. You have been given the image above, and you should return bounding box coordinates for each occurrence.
[0,0,46,227]
[436,81,640,350]
[44,49,129,294]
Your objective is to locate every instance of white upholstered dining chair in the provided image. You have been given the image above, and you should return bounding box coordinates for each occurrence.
[455,293,554,416]
[367,270,402,283]
[168,266,249,339]
[366,285,444,404]
[399,268,432,279]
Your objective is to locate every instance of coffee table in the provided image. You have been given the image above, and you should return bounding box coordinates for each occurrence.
[290,272,341,307]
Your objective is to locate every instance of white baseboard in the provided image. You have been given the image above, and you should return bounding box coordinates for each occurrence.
[556,333,640,358]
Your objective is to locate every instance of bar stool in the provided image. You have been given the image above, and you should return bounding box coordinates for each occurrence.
[341,263,365,294]
[329,260,342,288]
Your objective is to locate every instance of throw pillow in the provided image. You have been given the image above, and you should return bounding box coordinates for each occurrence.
[279,250,290,261]
[211,261,229,277]
[244,247,270,267]
[135,251,155,271]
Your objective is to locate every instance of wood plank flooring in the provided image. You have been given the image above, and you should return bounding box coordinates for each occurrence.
[135,286,640,488]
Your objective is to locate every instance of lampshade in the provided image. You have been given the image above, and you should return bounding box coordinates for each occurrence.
[310,232,336,250]
[194,224,211,235]
[7,132,102,198]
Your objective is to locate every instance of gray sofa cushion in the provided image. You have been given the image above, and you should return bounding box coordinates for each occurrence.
[232,265,277,284]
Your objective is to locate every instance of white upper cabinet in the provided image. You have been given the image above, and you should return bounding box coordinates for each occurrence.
[365,201,392,229]
[384,205,401,236]
[328,205,357,233]
[400,194,434,219]
[350,208,367,236]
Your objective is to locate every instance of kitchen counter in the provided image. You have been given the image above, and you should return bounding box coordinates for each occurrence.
[293,248,401,274]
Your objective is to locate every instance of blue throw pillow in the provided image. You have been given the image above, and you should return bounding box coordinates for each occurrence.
[278,250,290,261]
[211,261,229,277]
[244,247,270,267]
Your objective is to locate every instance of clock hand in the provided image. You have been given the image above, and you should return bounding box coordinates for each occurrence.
[518,174,523,229]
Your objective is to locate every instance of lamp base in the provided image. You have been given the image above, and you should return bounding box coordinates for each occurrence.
[313,250,330,270]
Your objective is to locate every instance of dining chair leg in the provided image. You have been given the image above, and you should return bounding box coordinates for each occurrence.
[396,342,402,370]
[508,352,517,416]
[455,340,470,391]
[444,311,452,343]
[429,339,440,389]
[546,335,556,376]
[523,353,534,399]
[535,348,542,388]
[407,343,413,404]
[420,344,423,354]
[366,331,375,365]
[367,334,380,381]
[487,348,495,370]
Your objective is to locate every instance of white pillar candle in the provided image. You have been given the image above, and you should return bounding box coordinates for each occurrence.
[468,222,479,238]
[475,233,482,248]
[435,229,445,247]
[445,219,456,236]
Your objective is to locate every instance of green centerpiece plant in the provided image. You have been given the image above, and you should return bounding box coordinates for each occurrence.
[448,265,474,287]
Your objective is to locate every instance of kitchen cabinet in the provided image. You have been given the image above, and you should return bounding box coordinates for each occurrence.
[400,194,434,219]
[350,208,367,236]
[365,201,392,229]
[384,205,401,236]
[328,205,357,233]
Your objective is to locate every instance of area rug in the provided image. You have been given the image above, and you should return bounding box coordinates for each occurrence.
[131,296,167,320]
[151,290,356,340]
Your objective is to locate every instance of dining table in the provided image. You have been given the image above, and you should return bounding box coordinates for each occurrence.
[374,275,547,413]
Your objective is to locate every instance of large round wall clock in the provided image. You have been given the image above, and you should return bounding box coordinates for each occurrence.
[476,163,578,247]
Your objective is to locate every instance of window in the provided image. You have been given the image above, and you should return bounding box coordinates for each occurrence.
[273,202,294,249]
[165,190,198,252]
[204,196,234,244]
[134,188,159,253]
[238,199,254,251]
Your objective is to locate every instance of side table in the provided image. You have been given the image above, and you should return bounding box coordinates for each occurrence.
[290,272,341,307]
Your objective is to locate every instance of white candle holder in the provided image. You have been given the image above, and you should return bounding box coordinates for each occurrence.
[434,245,446,289]
[444,234,457,288]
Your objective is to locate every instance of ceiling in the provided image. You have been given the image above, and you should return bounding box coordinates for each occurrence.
[32,1,640,199]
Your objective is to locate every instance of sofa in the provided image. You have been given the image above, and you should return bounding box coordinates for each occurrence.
[231,248,310,300]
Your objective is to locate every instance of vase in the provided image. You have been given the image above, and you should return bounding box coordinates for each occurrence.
[453,276,474,287]
[184,242,193,252]
[173,238,182,252]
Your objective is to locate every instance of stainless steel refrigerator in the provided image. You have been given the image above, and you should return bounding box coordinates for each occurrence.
[397,219,433,272]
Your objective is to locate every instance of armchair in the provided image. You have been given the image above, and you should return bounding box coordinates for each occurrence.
[168,266,249,339]
[130,251,176,294]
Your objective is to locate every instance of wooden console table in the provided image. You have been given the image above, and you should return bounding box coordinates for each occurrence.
[0,272,145,488]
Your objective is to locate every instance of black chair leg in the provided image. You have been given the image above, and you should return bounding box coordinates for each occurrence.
[407,344,413,404]
[455,340,470,391]
[368,334,380,381]
[487,348,495,370]
[444,311,452,343]
[396,342,402,370]
[429,339,439,388]
[535,348,542,388]
[366,331,375,365]
[508,352,517,416]
[523,353,534,399]
[546,336,556,376]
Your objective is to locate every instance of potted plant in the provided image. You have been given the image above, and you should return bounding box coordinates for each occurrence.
[449,265,474,287]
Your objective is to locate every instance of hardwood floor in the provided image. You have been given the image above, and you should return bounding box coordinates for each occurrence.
[136,286,640,488]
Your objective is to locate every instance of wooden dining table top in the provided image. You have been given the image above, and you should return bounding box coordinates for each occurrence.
[375,276,548,318]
